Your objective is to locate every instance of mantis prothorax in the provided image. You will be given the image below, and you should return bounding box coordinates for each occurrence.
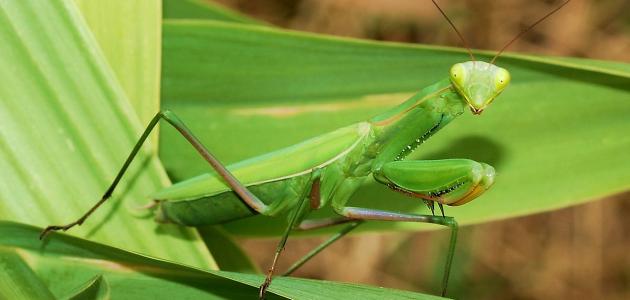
[41,0,571,298]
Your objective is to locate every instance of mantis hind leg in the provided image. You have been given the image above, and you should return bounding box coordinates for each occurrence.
[337,207,458,297]
[41,110,271,239]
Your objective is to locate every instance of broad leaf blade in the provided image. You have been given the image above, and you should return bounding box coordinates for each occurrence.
[0,250,55,300]
[0,1,213,267]
[163,0,259,24]
[74,0,162,125]
[219,271,445,300]
[160,21,630,235]
[64,275,110,300]
[0,221,442,300]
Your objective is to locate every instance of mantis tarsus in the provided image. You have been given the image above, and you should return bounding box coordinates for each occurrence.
[41,0,570,298]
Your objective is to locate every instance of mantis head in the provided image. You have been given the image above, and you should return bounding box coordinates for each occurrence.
[449,61,510,114]
[431,0,570,114]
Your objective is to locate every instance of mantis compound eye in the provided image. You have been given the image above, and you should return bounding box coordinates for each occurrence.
[449,63,466,87]
[494,68,511,91]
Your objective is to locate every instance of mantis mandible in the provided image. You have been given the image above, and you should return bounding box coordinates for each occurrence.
[41,0,570,298]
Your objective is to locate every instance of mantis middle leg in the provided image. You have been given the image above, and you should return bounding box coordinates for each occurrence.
[283,219,364,276]
[338,207,457,297]
[40,110,273,238]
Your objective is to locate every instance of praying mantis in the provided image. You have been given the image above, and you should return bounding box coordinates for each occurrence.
[41,0,571,298]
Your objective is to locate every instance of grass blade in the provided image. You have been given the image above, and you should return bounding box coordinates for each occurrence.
[0,221,443,300]
[0,249,55,300]
[163,0,259,24]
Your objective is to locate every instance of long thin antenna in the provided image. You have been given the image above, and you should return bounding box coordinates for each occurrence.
[491,0,571,64]
[431,0,475,61]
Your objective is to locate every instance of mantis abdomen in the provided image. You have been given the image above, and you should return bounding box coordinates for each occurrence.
[155,173,311,226]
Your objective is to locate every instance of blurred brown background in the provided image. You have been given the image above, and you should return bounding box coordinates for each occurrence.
[210,0,630,299]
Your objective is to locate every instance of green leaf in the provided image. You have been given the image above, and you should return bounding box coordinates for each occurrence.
[218,271,445,300]
[0,249,55,300]
[0,221,443,300]
[74,0,162,125]
[159,20,630,235]
[163,0,260,24]
[198,226,260,273]
[0,1,213,267]
[64,275,110,300]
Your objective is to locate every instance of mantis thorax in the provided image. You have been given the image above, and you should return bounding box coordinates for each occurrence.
[449,61,510,114]
[368,79,464,169]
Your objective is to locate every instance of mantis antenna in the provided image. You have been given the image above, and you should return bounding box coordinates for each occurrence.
[431,0,476,61]
[491,0,571,64]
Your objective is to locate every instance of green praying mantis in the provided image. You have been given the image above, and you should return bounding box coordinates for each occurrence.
[41,0,571,298]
